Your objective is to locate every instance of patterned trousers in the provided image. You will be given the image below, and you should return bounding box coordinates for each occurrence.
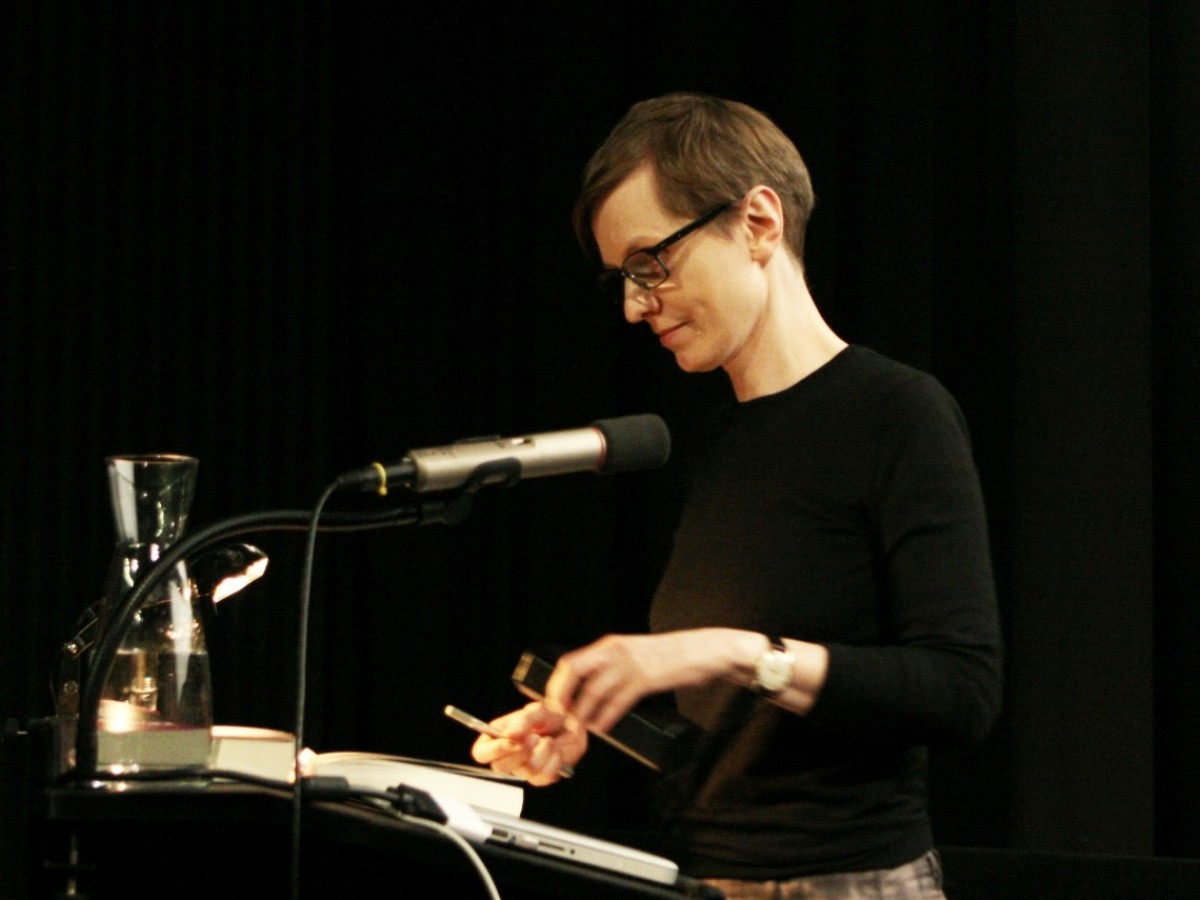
[701,850,945,900]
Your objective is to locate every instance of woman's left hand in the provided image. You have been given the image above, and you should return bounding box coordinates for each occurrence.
[543,629,739,733]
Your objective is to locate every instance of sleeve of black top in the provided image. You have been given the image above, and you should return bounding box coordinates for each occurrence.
[810,373,1004,746]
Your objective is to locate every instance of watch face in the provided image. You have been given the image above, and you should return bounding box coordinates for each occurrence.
[756,648,793,693]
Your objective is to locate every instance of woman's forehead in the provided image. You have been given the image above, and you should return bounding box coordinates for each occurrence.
[593,168,677,263]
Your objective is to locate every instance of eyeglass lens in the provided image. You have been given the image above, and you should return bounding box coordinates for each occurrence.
[596,252,664,304]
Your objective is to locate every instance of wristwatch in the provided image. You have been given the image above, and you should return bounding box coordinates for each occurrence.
[751,636,794,698]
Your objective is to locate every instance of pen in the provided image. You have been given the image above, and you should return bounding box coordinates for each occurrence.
[443,704,574,779]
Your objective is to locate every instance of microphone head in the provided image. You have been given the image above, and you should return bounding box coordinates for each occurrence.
[593,414,671,474]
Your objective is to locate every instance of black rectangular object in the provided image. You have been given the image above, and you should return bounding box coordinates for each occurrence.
[511,651,701,772]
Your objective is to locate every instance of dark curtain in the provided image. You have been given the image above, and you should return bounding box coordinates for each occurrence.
[2,0,1196,866]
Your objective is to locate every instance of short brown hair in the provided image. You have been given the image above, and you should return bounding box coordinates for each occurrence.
[573,93,816,266]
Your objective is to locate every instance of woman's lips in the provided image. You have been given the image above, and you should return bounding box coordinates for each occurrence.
[657,322,687,348]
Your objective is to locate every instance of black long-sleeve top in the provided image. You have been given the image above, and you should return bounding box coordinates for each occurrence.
[649,345,1003,880]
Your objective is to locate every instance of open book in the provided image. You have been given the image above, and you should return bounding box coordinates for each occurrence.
[210,725,525,817]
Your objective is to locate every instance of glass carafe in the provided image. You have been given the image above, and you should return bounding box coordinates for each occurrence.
[95,454,212,771]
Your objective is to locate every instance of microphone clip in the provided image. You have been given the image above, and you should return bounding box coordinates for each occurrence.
[401,458,524,528]
[459,457,522,492]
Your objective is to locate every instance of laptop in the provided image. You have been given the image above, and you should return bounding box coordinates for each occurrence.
[436,795,680,886]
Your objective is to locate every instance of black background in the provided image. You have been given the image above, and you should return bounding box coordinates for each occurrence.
[2,0,1197,866]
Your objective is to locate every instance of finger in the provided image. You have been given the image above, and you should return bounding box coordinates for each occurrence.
[483,741,541,778]
[488,705,540,736]
[523,735,567,786]
[587,682,640,734]
[543,658,583,716]
[519,701,568,736]
[565,666,613,728]
[470,733,527,767]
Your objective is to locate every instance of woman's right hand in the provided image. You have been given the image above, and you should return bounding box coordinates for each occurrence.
[469,701,588,786]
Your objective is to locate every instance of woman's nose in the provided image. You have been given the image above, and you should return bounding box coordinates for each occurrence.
[623,282,659,323]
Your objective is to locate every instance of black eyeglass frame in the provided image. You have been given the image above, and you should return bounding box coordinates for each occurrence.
[598,200,736,301]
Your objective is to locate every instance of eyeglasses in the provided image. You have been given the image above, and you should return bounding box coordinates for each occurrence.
[597,201,735,305]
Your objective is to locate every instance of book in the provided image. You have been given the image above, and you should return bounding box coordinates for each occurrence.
[210,725,525,817]
[210,725,296,778]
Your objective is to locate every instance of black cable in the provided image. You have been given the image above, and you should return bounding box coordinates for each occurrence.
[289,480,339,900]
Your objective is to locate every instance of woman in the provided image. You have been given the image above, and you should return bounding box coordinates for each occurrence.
[472,93,1002,899]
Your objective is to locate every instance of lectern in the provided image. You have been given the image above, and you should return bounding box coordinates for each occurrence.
[37,781,716,900]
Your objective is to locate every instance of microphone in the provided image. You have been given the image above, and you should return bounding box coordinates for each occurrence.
[337,414,670,494]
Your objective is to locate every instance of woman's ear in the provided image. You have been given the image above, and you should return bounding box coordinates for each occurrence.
[741,185,786,263]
